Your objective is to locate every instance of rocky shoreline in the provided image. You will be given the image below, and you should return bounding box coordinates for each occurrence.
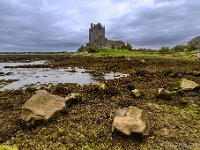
[0,55,199,149]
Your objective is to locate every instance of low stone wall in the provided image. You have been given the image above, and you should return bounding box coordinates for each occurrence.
[105,40,125,49]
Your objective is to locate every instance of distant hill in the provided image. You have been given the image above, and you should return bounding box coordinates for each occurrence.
[188,36,200,49]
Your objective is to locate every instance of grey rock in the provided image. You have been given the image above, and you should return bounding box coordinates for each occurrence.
[21,90,66,123]
[126,57,131,61]
[112,106,148,135]
[180,78,199,91]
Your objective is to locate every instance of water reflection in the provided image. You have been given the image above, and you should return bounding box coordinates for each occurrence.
[0,61,128,90]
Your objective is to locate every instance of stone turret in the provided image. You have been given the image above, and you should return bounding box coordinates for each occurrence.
[89,23,106,47]
[88,23,125,49]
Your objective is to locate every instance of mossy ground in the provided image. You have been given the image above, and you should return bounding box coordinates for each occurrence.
[0,54,199,150]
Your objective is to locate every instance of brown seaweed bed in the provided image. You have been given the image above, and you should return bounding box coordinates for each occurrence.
[0,54,200,150]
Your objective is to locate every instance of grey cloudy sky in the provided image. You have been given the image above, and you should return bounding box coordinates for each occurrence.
[0,0,200,52]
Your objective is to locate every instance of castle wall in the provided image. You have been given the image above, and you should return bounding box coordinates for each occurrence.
[106,40,125,49]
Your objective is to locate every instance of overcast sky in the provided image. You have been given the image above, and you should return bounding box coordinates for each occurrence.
[0,0,200,52]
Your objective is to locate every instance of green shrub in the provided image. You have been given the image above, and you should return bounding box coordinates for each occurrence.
[172,45,192,52]
[159,47,170,53]
[122,43,132,51]
[77,45,101,53]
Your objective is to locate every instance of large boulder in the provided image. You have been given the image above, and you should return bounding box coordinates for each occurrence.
[180,78,199,91]
[21,90,81,123]
[112,106,148,135]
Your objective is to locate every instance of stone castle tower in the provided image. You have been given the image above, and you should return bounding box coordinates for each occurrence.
[88,23,125,49]
[89,23,106,47]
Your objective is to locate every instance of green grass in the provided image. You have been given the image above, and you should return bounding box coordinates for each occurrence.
[93,49,199,60]
[96,49,137,55]
[95,49,157,56]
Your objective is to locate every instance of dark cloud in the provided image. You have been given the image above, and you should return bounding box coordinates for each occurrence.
[108,0,200,48]
[0,0,200,51]
[0,0,88,51]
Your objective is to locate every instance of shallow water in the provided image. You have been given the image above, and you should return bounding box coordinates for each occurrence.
[0,61,128,91]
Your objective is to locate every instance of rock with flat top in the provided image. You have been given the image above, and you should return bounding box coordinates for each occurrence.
[21,90,66,122]
[180,78,199,91]
[112,106,148,135]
